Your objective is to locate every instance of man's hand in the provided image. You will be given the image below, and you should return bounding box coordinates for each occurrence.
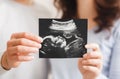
[1,32,43,70]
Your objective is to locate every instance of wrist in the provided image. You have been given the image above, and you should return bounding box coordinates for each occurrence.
[83,78,96,79]
[83,76,96,79]
[1,52,11,70]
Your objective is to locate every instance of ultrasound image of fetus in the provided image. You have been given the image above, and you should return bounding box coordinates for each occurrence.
[40,35,67,58]
[39,19,87,58]
[40,31,86,58]
[65,37,86,57]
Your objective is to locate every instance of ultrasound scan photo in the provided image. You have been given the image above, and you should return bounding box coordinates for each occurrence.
[39,19,87,58]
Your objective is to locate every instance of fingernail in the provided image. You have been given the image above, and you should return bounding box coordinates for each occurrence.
[83,54,87,58]
[85,45,88,48]
[39,37,43,43]
[38,44,42,48]
[83,66,87,69]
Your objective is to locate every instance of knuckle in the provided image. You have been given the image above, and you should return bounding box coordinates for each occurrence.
[98,61,103,69]
[11,33,16,38]
[22,32,28,37]
[6,48,11,52]
[16,56,21,61]
[6,51,11,56]
[6,48,12,56]
[87,52,92,57]
[15,46,21,52]
[19,38,25,45]
[96,60,102,66]
[87,60,92,63]
[7,40,11,46]
[16,52,20,56]
[87,66,92,70]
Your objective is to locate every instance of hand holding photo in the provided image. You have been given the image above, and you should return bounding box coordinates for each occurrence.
[39,19,87,58]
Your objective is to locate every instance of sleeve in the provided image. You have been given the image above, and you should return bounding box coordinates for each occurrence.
[109,19,120,79]
[0,2,10,75]
[96,74,108,79]
[0,2,8,30]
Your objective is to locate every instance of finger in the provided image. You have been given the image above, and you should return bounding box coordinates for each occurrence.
[11,32,43,43]
[78,58,83,66]
[16,52,35,56]
[13,55,34,62]
[82,66,100,74]
[85,43,100,51]
[7,46,39,55]
[78,58,84,70]
[82,59,102,69]
[83,51,102,59]
[7,38,42,48]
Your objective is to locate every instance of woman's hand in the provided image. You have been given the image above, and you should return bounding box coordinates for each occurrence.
[78,43,103,79]
[1,32,43,70]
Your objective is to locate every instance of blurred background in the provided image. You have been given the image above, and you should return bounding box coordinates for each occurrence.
[0,0,58,17]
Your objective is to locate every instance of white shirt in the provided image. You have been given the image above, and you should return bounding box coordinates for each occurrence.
[0,0,55,79]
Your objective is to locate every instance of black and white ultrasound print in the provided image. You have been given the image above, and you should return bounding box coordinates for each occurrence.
[39,19,87,58]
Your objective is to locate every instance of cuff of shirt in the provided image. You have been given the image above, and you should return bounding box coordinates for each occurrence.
[97,74,108,79]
